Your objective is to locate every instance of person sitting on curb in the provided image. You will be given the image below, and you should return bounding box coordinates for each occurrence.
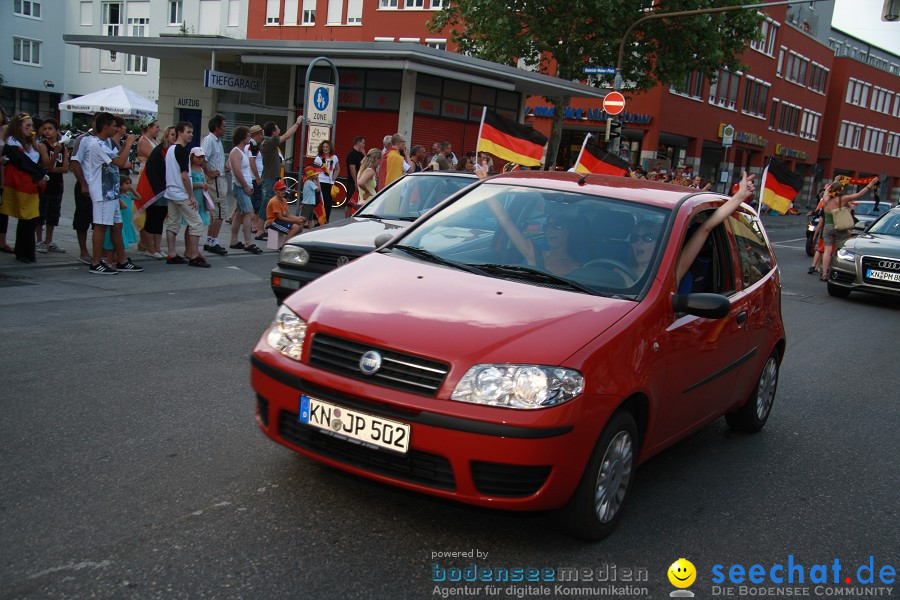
[265,180,306,247]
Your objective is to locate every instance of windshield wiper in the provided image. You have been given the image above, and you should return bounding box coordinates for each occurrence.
[473,264,598,295]
[393,245,483,274]
[353,213,382,219]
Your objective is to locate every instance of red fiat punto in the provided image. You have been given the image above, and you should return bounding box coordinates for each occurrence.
[250,171,786,540]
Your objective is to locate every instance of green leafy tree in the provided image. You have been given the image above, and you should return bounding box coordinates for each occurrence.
[430,0,763,167]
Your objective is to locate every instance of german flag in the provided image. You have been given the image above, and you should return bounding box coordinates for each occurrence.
[314,187,328,225]
[0,144,44,220]
[760,158,803,215]
[477,108,547,167]
[574,142,630,177]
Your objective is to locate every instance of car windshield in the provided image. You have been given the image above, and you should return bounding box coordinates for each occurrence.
[358,174,475,220]
[853,202,885,217]
[867,211,900,236]
[398,183,670,297]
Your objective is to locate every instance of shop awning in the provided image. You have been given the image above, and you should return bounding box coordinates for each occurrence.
[63,36,609,100]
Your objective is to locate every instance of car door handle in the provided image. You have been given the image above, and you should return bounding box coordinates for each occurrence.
[736,311,747,325]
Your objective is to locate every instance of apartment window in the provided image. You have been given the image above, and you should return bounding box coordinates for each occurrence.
[750,16,778,56]
[425,38,446,50]
[846,78,871,106]
[778,102,801,135]
[838,121,863,149]
[709,69,740,110]
[79,47,92,72]
[266,0,280,24]
[808,63,828,93]
[228,0,240,26]
[347,0,362,23]
[776,47,785,76]
[769,99,779,129]
[13,37,41,66]
[126,16,149,73]
[798,109,820,141]
[870,87,893,114]
[893,96,900,118]
[406,0,424,6]
[742,77,769,117]
[784,51,809,85]
[101,2,122,71]
[168,0,183,25]
[671,71,704,99]
[14,0,41,18]
[283,0,298,25]
[886,133,900,158]
[326,0,343,23]
[302,0,315,24]
[861,127,886,154]
[380,0,398,8]
[430,0,444,7]
[80,1,92,25]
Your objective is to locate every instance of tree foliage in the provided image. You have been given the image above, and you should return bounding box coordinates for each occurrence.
[430,0,764,165]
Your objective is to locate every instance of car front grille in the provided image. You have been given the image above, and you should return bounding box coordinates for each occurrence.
[307,248,362,270]
[862,256,900,289]
[471,461,552,497]
[278,410,456,490]
[309,333,450,397]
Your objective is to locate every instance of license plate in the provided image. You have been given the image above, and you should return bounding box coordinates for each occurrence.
[865,269,900,283]
[299,395,410,454]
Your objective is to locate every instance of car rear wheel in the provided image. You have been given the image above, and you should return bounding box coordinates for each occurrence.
[827,281,851,298]
[725,351,779,433]
[555,411,637,541]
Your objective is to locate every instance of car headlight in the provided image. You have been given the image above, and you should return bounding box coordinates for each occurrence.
[280,245,310,266]
[451,364,584,409]
[836,248,855,262]
[265,304,307,361]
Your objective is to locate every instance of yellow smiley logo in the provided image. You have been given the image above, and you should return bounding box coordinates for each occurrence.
[668,558,696,588]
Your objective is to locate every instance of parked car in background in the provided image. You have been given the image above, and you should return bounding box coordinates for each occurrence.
[851,200,890,234]
[828,206,900,299]
[270,171,477,303]
[252,171,787,540]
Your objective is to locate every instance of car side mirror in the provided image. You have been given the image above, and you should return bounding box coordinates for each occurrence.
[672,293,731,319]
[374,233,394,248]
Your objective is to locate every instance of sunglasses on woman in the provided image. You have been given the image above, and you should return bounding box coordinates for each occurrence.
[629,233,656,243]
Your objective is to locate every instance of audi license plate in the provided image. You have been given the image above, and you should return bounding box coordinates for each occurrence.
[866,269,900,283]
[299,395,410,454]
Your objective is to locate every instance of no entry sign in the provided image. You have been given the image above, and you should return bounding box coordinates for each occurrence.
[603,92,626,115]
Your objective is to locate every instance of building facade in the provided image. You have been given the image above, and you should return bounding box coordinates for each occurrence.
[0,0,67,117]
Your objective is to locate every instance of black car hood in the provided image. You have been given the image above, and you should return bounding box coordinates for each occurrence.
[286,217,410,250]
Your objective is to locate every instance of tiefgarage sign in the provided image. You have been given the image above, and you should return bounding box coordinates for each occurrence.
[203,70,263,95]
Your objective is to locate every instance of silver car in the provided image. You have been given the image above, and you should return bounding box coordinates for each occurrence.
[828,206,900,299]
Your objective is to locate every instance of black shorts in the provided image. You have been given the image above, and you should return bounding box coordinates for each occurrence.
[72,187,92,232]
[144,203,168,235]
[39,191,64,227]
[268,219,293,234]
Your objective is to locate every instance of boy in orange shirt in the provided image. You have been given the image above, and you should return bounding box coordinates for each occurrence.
[266,180,306,246]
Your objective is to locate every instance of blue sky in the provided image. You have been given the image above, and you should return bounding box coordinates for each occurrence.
[832,0,900,54]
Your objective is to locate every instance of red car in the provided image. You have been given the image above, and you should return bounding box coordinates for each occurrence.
[251,171,786,540]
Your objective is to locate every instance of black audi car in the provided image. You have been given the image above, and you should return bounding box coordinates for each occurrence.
[271,171,477,303]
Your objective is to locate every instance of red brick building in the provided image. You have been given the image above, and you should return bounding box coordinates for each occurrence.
[247,0,899,202]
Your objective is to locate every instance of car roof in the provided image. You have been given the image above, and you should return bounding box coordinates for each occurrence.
[407,171,477,179]
[482,171,703,209]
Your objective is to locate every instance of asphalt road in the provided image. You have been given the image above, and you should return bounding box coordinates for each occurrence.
[0,212,897,600]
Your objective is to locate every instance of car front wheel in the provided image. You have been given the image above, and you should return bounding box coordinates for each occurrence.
[827,281,852,298]
[555,411,637,541]
[726,351,779,433]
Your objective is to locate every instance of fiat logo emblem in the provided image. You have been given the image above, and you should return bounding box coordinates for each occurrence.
[336,256,349,267]
[359,350,382,375]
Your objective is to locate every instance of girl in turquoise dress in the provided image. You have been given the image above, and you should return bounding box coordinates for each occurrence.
[187,149,211,259]
[103,175,139,254]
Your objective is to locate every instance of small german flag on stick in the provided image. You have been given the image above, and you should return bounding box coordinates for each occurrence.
[760,158,803,215]
[477,108,547,167]
[573,135,631,177]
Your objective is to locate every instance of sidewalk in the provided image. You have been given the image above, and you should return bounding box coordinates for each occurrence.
[0,172,293,272]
